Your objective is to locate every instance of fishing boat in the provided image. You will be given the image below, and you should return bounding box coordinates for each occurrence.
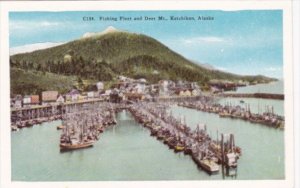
[60,106,97,151]
[174,144,185,152]
[199,159,220,174]
[60,140,95,151]
[56,125,65,130]
[11,125,19,131]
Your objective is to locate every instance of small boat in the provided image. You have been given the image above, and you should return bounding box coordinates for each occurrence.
[57,125,65,130]
[11,125,19,131]
[174,145,185,152]
[199,159,220,174]
[60,140,94,151]
[240,100,245,103]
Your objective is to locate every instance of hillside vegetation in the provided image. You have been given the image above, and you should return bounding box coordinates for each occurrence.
[11,68,77,95]
[10,31,276,95]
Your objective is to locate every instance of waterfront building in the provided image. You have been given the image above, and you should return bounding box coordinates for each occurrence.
[133,83,146,94]
[96,82,104,91]
[65,89,80,102]
[41,91,58,105]
[56,95,65,104]
[22,95,31,106]
[30,95,40,106]
[175,89,192,97]
[11,95,23,108]
[191,89,201,96]
[87,91,95,98]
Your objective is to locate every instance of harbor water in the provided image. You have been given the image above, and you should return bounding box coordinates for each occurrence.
[11,81,284,181]
[226,80,284,94]
[12,111,221,181]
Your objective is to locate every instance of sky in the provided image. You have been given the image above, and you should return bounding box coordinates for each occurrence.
[9,10,283,78]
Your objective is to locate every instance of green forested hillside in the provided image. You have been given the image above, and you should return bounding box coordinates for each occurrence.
[11,68,77,95]
[10,31,276,95]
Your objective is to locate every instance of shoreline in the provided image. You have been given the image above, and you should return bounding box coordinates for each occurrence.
[217,93,284,100]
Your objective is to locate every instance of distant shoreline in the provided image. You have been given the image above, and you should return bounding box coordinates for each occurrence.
[217,93,284,100]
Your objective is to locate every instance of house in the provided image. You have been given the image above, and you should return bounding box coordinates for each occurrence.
[105,89,112,95]
[158,80,169,88]
[99,93,110,101]
[96,82,104,91]
[12,95,23,108]
[42,91,58,105]
[87,91,95,98]
[22,95,40,106]
[158,81,169,96]
[66,89,80,102]
[191,89,201,96]
[23,95,31,106]
[190,82,200,89]
[78,95,87,101]
[56,95,65,104]
[175,89,192,97]
[30,95,40,105]
[150,84,158,94]
[134,83,146,94]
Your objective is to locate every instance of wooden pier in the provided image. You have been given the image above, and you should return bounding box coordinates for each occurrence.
[218,93,284,100]
[178,101,284,129]
[11,99,242,175]
[11,99,105,130]
[128,102,241,174]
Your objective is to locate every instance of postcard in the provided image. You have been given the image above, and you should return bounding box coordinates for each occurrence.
[0,1,296,188]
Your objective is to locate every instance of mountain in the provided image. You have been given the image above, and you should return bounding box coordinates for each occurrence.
[81,26,120,39]
[10,42,65,56]
[10,28,276,95]
[190,60,215,70]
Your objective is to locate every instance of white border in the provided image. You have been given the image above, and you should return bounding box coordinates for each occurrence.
[0,1,294,188]
[292,0,300,188]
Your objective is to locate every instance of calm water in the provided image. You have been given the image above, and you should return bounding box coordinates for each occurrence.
[11,108,284,181]
[226,80,284,94]
[12,111,220,181]
[11,82,284,181]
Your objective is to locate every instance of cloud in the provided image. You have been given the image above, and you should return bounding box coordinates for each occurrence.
[215,66,228,71]
[10,42,65,55]
[180,36,226,45]
[264,67,282,72]
[10,20,64,31]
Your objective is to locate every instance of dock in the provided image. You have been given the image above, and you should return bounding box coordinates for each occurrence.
[128,102,241,174]
[10,99,105,130]
[178,101,284,129]
[218,93,284,100]
[11,100,241,175]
